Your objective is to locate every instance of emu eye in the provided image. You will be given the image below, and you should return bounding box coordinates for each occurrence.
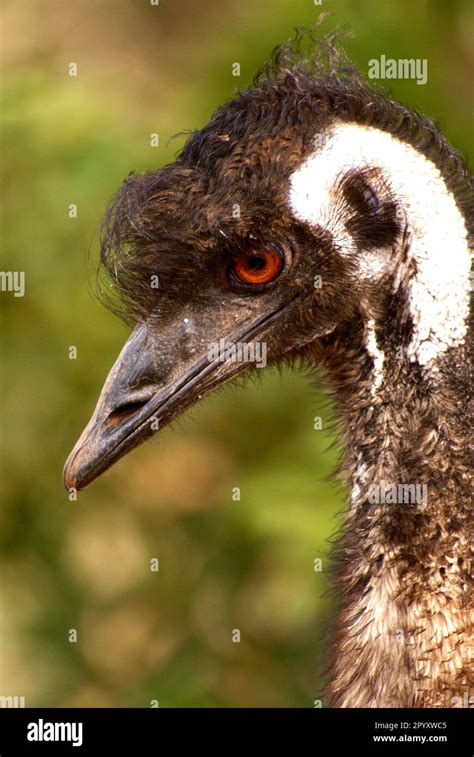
[232,248,283,286]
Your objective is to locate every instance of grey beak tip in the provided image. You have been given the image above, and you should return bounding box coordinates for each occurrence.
[63,449,80,492]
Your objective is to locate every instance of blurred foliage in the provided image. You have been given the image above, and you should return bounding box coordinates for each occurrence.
[1,0,472,707]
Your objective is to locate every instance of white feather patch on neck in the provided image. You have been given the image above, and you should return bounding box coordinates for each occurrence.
[365,319,385,395]
[288,122,471,367]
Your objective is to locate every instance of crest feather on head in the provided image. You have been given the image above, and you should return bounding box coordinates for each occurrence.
[98,22,472,325]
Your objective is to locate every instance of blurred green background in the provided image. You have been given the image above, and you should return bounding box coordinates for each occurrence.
[1,0,472,707]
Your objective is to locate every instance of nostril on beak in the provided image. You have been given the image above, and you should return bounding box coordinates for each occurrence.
[106,399,150,427]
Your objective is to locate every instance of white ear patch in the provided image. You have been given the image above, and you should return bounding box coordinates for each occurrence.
[288,122,471,367]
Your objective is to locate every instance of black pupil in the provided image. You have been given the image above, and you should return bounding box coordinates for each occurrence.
[247,255,266,271]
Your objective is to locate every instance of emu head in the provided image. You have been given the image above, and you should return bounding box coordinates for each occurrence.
[63,35,471,490]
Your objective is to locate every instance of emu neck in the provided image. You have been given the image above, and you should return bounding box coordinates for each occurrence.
[319,326,472,708]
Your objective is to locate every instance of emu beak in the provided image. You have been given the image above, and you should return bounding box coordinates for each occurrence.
[63,303,287,491]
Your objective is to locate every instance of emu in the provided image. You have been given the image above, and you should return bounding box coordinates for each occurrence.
[64,32,473,708]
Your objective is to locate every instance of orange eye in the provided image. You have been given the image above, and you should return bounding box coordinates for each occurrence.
[232,248,283,285]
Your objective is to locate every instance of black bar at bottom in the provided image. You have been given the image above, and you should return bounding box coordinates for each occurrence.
[0,707,471,755]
